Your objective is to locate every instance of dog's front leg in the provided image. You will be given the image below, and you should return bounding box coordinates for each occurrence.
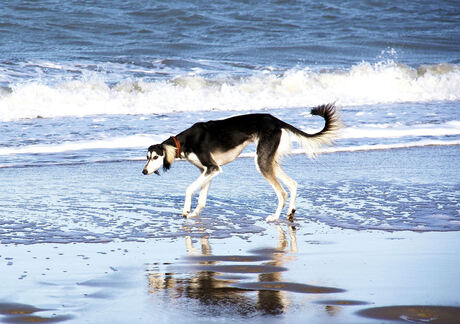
[190,181,211,217]
[182,179,200,217]
[182,167,221,218]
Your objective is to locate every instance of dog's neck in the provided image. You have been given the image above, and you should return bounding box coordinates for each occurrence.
[171,136,181,158]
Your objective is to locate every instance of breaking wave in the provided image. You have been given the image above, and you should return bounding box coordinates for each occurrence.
[1,61,459,121]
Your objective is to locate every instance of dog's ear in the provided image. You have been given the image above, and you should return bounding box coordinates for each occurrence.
[148,144,163,155]
[162,144,176,171]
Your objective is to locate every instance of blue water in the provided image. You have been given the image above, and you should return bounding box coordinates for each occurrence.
[2,0,459,70]
[0,0,459,234]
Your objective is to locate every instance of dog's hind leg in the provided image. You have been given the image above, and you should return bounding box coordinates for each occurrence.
[182,166,221,218]
[274,164,297,220]
[255,131,287,222]
[263,173,287,222]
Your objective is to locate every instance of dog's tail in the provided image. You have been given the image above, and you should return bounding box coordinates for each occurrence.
[280,103,343,158]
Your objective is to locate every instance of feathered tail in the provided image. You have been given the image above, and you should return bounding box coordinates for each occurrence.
[280,103,343,158]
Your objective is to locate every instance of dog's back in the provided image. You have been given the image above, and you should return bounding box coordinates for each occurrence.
[143,104,342,221]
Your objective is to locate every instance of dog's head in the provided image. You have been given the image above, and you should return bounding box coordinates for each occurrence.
[142,144,176,175]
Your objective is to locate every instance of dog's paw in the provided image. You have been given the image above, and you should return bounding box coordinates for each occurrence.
[287,209,296,222]
[188,211,199,218]
[265,214,280,222]
[182,211,190,218]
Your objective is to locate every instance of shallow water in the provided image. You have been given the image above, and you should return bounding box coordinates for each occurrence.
[0,146,459,246]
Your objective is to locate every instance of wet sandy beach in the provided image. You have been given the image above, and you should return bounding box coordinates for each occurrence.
[2,225,460,323]
[1,147,460,323]
[2,0,460,322]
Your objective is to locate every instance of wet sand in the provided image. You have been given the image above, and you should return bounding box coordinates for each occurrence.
[1,225,460,323]
[1,147,460,323]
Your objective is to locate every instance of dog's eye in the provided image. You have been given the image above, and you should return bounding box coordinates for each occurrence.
[153,156,159,160]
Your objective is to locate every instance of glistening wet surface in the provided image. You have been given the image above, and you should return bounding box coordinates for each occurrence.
[356,306,460,323]
[2,223,460,323]
[0,303,72,323]
[314,300,371,306]
[146,226,350,318]
[1,148,460,323]
[1,147,459,246]
[0,303,46,316]
[231,282,346,294]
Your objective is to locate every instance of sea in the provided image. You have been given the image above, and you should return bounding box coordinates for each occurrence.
[0,0,459,242]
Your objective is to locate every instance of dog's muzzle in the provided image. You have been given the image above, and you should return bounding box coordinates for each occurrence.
[142,169,160,175]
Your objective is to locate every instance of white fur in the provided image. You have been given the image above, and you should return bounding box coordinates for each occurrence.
[211,140,252,165]
[143,154,164,175]
[186,152,205,169]
[144,104,341,222]
[276,129,293,159]
[182,166,222,217]
[163,144,177,166]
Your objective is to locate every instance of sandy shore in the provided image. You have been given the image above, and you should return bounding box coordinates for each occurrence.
[2,225,460,323]
[1,146,459,323]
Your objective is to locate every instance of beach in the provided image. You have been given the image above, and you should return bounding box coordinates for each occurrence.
[1,147,460,323]
[1,0,460,323]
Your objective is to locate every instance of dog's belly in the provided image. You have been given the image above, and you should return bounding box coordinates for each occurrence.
[211,140,252,166]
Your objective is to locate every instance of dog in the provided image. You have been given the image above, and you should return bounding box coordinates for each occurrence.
[142,103,342,222]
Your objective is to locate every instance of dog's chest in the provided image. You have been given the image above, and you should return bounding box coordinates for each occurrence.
[184,140,252,169]
[211,140,252,166]
[185,152,205,169]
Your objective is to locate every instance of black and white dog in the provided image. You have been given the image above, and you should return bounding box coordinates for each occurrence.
[142,104,342,222]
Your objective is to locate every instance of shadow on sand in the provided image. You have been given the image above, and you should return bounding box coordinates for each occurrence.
[0,302,72,323]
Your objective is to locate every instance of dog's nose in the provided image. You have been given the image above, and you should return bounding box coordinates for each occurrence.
[142,169,148,175]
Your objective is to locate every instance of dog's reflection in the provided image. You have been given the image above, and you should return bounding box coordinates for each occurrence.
[256,225,297,315]
[147,225,297,316]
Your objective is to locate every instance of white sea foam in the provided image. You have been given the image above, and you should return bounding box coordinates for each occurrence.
[319,139,460,153]
[0,134,166,156]
[341,121,460,139]
[1,134,458,161]
[237,139,460,158]
[0,139,458,169]
[1,61,459,121]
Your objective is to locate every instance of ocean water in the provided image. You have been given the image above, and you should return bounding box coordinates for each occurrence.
[0,0,459,236]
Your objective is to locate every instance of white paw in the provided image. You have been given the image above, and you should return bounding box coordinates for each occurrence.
[265,214,280,222]
[188,211,199,218]
[182,211,190,218]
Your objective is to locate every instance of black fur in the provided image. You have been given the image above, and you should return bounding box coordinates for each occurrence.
[279,103,338,139]
[143,103,341,220]
[159,104,337,172]
[148,144,164,156]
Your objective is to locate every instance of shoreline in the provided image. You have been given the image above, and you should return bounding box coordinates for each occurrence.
[1,145,459,323]
[1,145,458,245]
[1,137,459,171]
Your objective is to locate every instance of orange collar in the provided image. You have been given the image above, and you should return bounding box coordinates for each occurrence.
[171,136,181,158]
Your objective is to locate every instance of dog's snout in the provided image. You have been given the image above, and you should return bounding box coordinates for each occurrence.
[142,169,148,175]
